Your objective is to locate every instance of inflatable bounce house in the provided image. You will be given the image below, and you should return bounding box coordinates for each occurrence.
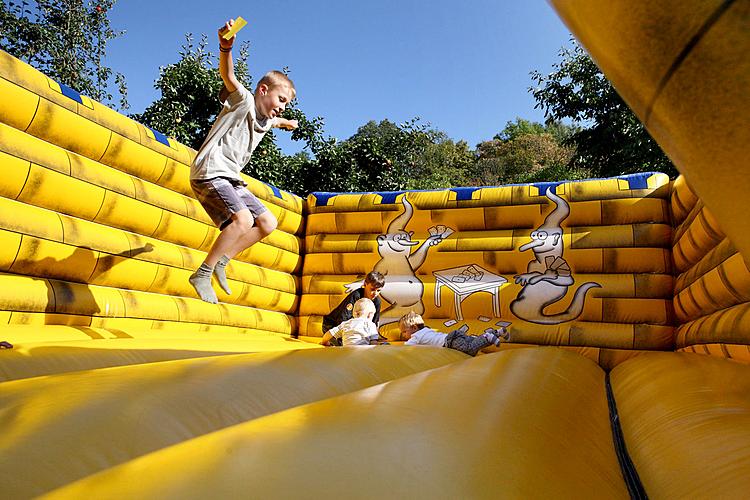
[1,1,748,498]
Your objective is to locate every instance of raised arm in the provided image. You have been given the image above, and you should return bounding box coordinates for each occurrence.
[218,19,241,93]
[273,118,299,130]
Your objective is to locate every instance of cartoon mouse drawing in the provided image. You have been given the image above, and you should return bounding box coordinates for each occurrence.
[510,188,600,324]
[370,195,453,325]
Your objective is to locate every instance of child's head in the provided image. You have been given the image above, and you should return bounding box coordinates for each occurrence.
[398,311,425,340]
[363,271,385,300]
[255,71,296,119]
[352,297,376,320]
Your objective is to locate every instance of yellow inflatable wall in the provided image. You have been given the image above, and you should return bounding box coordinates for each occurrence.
[1,0,749,496]
[302,174,675,367]
[0,48,312,379]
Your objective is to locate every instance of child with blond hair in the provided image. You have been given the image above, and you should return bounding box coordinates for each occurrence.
[399,311,509,356]
[189,17,299,303]
[320,298,380,346]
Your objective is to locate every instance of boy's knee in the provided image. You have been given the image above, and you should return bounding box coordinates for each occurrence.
[229,210,254,232]
[257,213,278,236]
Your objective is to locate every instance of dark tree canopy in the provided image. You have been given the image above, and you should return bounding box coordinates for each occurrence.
[530,40,676,178]
[1,0,128,109]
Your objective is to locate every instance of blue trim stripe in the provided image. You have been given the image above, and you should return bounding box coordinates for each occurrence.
[532,182,562,196]
[58,83,83,104]
[621,172,651,190]
[147,127,171,147]
[264,182,283,199]
[314,193,338,206]
[377,191,405,204]
[449,187,480,201]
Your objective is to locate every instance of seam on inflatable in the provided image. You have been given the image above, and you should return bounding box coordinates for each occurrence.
[97,129,114,163]
[23,95,42,133]
[644,0,737,123]
[605,372,648,500]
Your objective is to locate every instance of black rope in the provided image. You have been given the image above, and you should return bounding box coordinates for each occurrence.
[605,372,648,500]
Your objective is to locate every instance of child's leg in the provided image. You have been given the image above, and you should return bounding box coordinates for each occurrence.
[195,208,254,296]
[444,331,492,357]
[189,262,218,303]
[211,210,277,294]
[221,211,278,260]
[190,179,276,302]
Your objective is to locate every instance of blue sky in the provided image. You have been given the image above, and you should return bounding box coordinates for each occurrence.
[106,1,573,154]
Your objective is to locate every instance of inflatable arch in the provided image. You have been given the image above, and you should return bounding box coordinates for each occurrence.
[0,1,748,497]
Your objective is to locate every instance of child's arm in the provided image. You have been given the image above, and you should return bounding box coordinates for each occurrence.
[367,323,381,345]
[273,118,299,130]
[218,19,242,94]
[320,331,333,346]
[320,328,338,346]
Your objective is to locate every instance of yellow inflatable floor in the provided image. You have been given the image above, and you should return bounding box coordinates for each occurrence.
[1,0,749,497]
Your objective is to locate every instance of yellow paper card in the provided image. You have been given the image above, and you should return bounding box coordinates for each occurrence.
[223,17,247,39]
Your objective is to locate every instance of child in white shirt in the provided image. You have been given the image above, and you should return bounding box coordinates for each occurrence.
[320,298,380,346]
[399,311,509,356]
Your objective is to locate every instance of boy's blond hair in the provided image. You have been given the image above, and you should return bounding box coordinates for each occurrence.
[256,70,296,99]
[353,298,376,318]
[398,311,425,332]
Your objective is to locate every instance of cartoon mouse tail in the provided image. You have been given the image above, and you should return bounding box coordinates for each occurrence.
[511,282,601,325]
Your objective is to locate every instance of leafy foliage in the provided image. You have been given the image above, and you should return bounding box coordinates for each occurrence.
[0,0,128,109]
[3,8,672,195]
[468,119,579,186]
[131,34,321,195]
[131,34,253,150]
[530,40,676,177]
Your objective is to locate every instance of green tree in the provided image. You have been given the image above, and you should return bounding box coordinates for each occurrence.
[409,134,473,189]
[132,34,252,150]
[133,33,319,196]
[530,40,676,177]
[1,0,128,109]
[298,119,470,194]
[494,117,547,141]
[469,119,579,186]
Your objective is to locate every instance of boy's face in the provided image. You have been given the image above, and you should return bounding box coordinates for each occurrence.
[399,323,415,340]
[255,84,293,119]
[363,281,382,300]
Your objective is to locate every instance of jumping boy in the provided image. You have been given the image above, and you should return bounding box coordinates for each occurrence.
[189,18,299,303]
[320,298,380,346]
[398,311,509,356]
[322,271,385,345]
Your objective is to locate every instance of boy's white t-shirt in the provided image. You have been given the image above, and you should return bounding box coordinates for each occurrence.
[329,317,379,346]
[191,81,279,181]
[404,327,447,346]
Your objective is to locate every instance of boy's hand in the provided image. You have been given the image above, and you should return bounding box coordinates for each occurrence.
[218,19,236,49]
[278,119,299,131]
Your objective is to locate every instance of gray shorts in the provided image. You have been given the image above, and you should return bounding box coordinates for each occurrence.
[190,177,268,229]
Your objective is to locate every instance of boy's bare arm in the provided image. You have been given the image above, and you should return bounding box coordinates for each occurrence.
[274,118,299,130]
[218,19,241,93]
[320,331,334,346]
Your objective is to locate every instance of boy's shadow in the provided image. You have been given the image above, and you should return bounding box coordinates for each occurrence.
[11,240,153,333]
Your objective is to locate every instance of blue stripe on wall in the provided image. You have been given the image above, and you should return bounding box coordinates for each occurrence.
[449,187,480,201]
[264,182,283,199]
[621,172,651,189]
[148,127,171,147]
[58,83,83,104]
[532,182,562,196]
[376,191,405,204]
[314,193,338,206]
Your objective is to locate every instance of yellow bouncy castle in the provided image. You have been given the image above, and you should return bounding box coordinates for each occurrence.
[0,1,748,498]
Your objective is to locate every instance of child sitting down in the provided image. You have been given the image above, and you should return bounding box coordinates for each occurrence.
[320,298,380,346]
[399,311,509,357]
[322,271,385,339]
